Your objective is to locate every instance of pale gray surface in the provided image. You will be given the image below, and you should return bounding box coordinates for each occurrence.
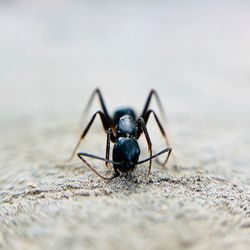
[0,1,250,250]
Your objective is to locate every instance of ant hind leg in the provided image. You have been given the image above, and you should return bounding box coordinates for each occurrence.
[140,89,167,123]
[65,111,112,162]
[81,88,112,126]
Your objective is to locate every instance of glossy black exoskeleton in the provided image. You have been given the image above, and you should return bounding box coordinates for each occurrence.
[66,89,172,180]
[112,137,140,172]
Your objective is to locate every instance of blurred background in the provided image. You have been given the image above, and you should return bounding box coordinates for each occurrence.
[0,0,250,173]
[0,2,250,249]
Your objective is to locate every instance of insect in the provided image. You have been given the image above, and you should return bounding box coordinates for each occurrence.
[66,88,172,180]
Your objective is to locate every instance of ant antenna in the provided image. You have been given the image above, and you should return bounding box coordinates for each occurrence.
[77,147,172,166]
[137,147,172,165]
[77,152,120,165]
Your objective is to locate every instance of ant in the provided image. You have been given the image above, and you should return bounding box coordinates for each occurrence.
[66,88,172,180]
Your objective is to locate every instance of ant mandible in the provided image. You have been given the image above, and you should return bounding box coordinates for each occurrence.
[66,88,172,180]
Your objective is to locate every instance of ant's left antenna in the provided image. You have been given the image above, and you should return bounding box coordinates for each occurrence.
[77,152,120,165]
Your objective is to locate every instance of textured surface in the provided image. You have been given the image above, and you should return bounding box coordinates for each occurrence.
[1,1,250,250]
[1,113,250,250]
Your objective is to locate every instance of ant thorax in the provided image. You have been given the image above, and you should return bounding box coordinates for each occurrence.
[116,115,137,138]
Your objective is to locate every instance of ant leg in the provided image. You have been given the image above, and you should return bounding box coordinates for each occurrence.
[137,109,171,166]
[77,153,118,180]
[66,111,112,162]
[81,88,112,125]
[137,117,153,176]
[105,128,112,168]
[140,89,167,123]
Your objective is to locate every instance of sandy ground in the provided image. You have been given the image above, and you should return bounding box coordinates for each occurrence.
[1,1,250,250]
[1,115,250,250]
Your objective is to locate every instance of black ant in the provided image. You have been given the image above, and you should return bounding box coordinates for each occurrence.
[66,88,172,180]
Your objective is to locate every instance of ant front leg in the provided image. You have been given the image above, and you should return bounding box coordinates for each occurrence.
[105,128,113,168]
[141,109,171,166]
[137,117,153,176]
[66,111,113,162]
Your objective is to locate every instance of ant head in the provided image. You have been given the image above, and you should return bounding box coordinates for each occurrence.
[112,138,140,172]
[116,114,137,138]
